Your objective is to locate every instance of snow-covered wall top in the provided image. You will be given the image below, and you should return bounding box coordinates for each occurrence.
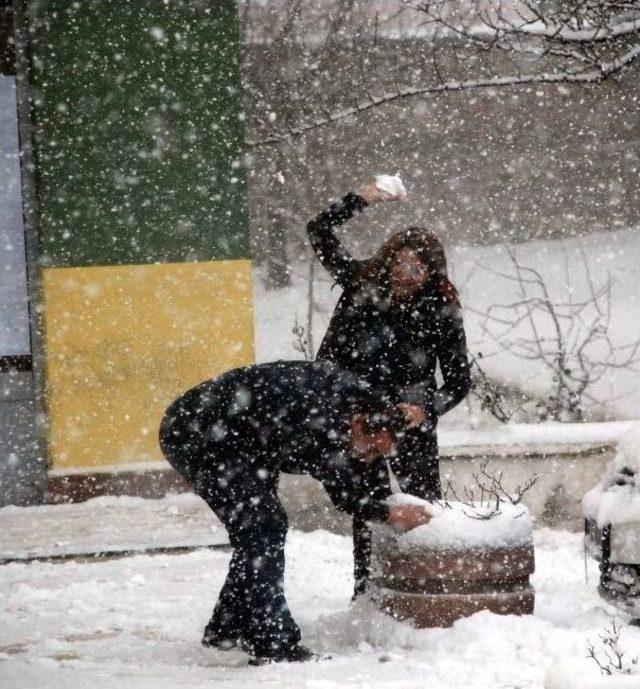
[440,420,633,455]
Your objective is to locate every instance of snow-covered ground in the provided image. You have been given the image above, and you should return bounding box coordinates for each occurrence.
[253,227,640,426]
[3,231,636,688]
[2,500,639,688]
[0,493,227,562]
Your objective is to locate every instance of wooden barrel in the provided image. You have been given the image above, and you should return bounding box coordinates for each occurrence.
[372,534,535,628]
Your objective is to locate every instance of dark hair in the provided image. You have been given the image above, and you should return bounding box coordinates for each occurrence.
[360,227,460,307]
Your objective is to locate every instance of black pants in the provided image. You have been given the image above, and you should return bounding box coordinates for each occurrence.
[352,427,441,597]
[161,430,301,655]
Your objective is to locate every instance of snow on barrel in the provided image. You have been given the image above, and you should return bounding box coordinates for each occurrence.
[371,493,535,628]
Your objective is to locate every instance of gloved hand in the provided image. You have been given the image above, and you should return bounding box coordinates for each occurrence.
[386,504,431,532]
[395,402,427,429]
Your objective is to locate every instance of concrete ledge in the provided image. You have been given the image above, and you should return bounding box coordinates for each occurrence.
[46,463,190,504]
[44,421,628,531]
[439,420,630,457]
[45,463,353,534]
[1,491,228,564]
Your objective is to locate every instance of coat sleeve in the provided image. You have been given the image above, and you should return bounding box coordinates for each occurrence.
[432,305,473,417]
[306,192,369,288]
[398,303,472,418]
[321,454,391,522]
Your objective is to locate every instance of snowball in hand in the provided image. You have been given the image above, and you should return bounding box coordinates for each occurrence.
[375,173,407,198]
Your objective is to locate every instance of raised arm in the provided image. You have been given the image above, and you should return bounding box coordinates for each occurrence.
[305,192,369,288]
[306,182,404,288]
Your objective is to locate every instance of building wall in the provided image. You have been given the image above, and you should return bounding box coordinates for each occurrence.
[27,0,254,469]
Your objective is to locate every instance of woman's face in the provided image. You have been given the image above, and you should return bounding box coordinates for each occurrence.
[389,246,430,299]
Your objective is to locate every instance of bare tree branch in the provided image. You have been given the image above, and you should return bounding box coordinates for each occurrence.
[245,0,640,148]
[475,247,640,421]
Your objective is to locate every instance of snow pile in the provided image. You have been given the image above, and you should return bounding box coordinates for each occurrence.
[384,493,533,551]
[583,422,640,528]
[614,423,640,479]
[375,173,407,198]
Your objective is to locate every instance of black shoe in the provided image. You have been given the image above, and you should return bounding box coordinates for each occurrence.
[248,644,318,666]
[201,626,241,650]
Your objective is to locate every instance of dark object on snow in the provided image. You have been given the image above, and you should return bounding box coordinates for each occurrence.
[159,360,394,659]
[584,450,640,623]
[585,521,640,621]
[307,192,472,596]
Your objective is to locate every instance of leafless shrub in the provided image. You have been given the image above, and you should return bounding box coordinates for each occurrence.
[586,619,639,675]
[441,459,539,519]
[469,352,516,423]
[473,249,640,422]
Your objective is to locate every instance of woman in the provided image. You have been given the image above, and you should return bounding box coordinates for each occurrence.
[306,182,472,595]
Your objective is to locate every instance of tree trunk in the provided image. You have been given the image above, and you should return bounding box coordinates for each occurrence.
[264,208,291,290]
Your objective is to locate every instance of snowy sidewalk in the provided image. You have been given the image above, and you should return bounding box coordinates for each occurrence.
[2,494,640,688]
[0,493,227,563]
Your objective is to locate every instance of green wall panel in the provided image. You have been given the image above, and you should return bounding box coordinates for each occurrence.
[28,0,249,267]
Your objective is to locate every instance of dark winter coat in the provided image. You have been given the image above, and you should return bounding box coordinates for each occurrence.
[159,360,392,523]
[307,192,472,421]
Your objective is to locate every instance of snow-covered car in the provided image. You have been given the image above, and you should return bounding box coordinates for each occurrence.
[583,424,640,620]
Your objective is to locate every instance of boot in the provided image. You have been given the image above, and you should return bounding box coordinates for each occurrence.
[248,643,319,665]
[201,620,242,650]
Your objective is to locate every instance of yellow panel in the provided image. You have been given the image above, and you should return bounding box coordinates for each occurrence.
[42,260,255,468]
